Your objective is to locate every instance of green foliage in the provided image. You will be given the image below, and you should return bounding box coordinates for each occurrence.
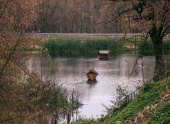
[164,41,170,55]
[43,39,124,57]
[71,77,170,124]
[102,78,170,123]
[142,82,154,92]
[138,42,154,56]
[147,103,170,124]
[73,118,102,124]
[47,86,68,112]
[138,41,170,56]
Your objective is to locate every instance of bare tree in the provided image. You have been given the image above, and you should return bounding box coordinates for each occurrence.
[30,0,129,33]
[108,0,170,81]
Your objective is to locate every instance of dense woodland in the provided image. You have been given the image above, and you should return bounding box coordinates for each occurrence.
[29,0,138,33]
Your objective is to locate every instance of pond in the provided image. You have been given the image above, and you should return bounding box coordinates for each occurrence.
[26,52,155,119]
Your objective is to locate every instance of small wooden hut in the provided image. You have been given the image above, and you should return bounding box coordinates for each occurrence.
[86,69,98,80]
[98,50,110,60]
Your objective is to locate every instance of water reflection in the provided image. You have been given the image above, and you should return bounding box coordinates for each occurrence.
[25,53,155,118]
[87,80,97,88]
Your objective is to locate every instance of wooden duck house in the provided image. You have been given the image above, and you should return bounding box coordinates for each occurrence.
[86,69,98,80]
[98,50,110,60]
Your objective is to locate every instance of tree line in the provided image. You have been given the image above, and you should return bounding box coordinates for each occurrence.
[28,0,137,33]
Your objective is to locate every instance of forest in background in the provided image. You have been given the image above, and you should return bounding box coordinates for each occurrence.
[28,0,139,33]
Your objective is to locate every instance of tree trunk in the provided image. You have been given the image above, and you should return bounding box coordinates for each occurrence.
[151,36,165,81]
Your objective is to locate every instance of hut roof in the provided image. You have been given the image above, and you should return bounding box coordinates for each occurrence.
[86,69,98,75]
[98,50,110,54]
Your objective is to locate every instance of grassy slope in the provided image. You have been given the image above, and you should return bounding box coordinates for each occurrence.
[147,102,170,124]
[74,77,170,124]
[102,77,170,124]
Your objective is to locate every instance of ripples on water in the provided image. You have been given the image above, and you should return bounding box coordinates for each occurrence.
[26,53,155,118]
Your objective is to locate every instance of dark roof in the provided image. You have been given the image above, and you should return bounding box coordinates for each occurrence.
[98,50,110,54]
[86,69,98,75]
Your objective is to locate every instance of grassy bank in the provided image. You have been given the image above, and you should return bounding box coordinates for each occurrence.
[138,41,170,56]
[73,77,170,124]
[43,39,124,57]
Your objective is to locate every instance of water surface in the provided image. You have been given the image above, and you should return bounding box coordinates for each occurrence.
[26,53,155,118]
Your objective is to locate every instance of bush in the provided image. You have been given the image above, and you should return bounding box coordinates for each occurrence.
[142,82,154,92]
[164,41,170,55]
[138,41,170,56]
[138,42,154,56]
[147,103,170,124]
[102,78,169,123]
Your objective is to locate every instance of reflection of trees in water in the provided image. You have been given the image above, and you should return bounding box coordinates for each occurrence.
[71,80,98,102]
[26,53,158,119]
[72,81,95,102]
[124,55,163,82]
[87,80,97,88]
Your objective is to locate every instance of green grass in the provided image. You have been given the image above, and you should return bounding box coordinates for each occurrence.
[102,78,170,124]
[147,103,170,124]
[43,39,124,57]
[102,84,159,123]
[138,41,170,56]
[73,77,170,124]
